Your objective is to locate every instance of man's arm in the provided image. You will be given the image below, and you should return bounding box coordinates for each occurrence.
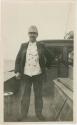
[15,44,23,74]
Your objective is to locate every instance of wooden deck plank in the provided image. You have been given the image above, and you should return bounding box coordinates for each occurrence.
[53,79,73,101]
[57,78,73,91]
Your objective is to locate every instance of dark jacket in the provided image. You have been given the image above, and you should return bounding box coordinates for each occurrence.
[15,42,53,75]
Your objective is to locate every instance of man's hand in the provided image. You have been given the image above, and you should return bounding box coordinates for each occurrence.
[15,72,21,80]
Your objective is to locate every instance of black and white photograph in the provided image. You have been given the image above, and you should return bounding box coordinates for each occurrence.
[1,0,75,122]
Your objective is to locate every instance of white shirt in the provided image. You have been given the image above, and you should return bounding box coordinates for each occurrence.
[24,42,42,76]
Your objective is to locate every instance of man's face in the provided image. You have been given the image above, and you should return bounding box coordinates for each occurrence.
[28,32,38,42]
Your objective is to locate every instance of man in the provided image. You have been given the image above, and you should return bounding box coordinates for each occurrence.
[15,25,53,121]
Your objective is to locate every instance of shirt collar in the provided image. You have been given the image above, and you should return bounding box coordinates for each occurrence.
[29,41,37,46]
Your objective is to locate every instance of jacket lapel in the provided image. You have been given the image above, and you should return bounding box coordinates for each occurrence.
[37,42,44,58]
[22,42,29,65]
[37,42,41,56]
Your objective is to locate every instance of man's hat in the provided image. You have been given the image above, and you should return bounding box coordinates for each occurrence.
[28,25,38,34]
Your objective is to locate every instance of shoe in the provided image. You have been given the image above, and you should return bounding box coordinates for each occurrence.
[17,115,27,121]
[36,114,46,121]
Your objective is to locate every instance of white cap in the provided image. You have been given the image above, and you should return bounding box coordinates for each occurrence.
[28,25,38,34]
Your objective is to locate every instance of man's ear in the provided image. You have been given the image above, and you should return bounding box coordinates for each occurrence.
[36,33,38,38]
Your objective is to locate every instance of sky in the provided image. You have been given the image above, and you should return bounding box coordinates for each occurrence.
[2,0,75,60]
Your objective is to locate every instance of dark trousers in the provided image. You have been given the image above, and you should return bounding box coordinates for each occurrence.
[18,74,43,118]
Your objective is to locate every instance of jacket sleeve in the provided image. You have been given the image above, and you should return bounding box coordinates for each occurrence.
[15,44,23,73]
[44,44,54,68]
